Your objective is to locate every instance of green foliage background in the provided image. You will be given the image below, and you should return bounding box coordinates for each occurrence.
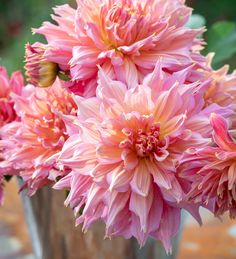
[0,0,235,74]
[189,0,236,70]
[0,0,67,73]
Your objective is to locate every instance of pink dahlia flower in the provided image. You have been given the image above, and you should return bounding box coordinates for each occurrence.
[34,0,204,94]
[0,66,23,204]
[200,54,236,107]
[0,66,24,127]
[182,113,236,218]
[53,65,213,252]
[0,79,76,195]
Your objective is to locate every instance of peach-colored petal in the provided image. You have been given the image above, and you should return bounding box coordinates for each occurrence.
[129,186,153,233]
[228,162,236,190]
[130,160,151,197]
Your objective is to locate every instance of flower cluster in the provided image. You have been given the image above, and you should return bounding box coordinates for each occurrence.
[1,0,236,254]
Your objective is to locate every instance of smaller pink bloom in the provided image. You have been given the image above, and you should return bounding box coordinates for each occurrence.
[0,79,76,195]
[0,66,23,205]
[182,113,236,218]
[25,42,59,87]
[0,66,24,127]
[197,54,236,107]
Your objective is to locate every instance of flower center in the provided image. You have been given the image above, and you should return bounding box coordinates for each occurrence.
[120,124,168,159]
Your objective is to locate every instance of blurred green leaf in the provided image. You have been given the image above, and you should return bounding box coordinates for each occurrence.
[186,14,206,29]
[187,0,236,26]
[0,0,66,74]
[203,21,236,67]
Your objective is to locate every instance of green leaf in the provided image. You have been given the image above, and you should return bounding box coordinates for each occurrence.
[186,14,206,29]
[79,204,85,215]
[203,21,236,67]
[65,189,70,198]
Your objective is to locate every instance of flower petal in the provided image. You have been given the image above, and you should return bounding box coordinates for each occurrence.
[130,160,151,197]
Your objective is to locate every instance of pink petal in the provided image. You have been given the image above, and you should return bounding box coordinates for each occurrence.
[107,164,133,191]
[130,160,151,197]
[129,185,153,233]
[145,161,172,190]
[228,162,236,190]
[154,205,181,254]
[106,190,130,227]
[97,145,122,164]
[211,113,236,151]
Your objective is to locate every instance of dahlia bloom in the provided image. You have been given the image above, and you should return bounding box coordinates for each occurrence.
[201,54,236,107]
[0,66,23,204]
[53,65,215,252]
[182,113,236,218]
[0,66,24,127]
[0,79,76,194]
[34,0,204,94]
[25,42,59,88]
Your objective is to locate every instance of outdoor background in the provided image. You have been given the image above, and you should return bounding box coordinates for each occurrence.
[0,1,236,259]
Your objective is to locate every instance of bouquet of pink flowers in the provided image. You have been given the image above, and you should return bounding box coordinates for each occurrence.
[1,0,236,254]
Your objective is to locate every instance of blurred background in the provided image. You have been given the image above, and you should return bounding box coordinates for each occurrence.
[0,0,74,74]
[0,0,236,258]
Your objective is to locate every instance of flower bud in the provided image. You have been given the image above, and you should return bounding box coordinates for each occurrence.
[25,43,58,87]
